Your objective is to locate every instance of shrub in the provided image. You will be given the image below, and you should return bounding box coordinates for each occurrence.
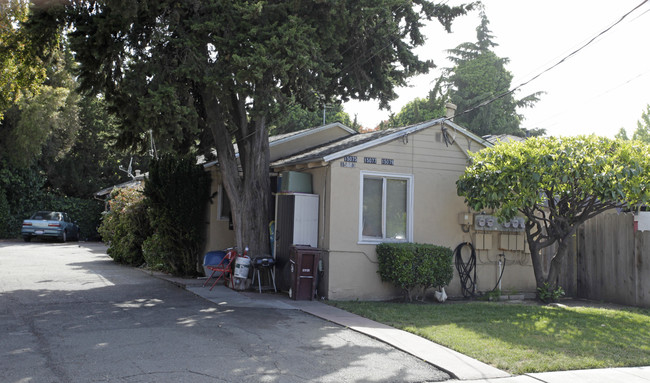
[97,186,151,265]
[142,232,173,273]
[143,155,211,277]
[46,194,104,240]
[537,282,565,303]
[377,242,454,301]
[0,162,104,239]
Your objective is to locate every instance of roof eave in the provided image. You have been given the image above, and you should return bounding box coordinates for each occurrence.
[270,122,355,148]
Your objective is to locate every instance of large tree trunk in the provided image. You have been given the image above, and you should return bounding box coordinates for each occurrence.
[527,237,545,289]
[202,86,271,256]
[545,238,570,289]
[527,231,572,293]
[235,117,271,256]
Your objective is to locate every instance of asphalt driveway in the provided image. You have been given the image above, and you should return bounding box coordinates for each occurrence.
[0,241,449,383]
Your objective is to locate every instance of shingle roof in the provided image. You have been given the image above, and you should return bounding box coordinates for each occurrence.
[270,125,411,167]
[271,118,491,168]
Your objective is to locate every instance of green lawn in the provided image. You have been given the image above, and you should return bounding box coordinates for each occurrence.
[328,301,650,374]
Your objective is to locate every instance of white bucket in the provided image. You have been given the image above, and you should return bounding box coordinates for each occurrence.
[233,256,251,279]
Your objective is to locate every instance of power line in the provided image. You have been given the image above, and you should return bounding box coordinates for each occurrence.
[449,0,649,122]
[526,69,650,130]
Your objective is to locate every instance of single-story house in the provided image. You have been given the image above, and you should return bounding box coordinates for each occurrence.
[204,105,537,300]
[94,170,147,207]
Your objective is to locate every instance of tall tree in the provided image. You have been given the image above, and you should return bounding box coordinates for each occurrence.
[0,43,79,168]
[47,94,146,198]
[0,0,39,120]
[443,9,542,137]
[617,104,650,144]
[31,0,472,254]
[457,136,650,299]
[389,79,447,128]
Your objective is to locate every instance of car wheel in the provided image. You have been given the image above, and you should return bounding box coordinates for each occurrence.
[60,230,67,243]
[23,236,31,242]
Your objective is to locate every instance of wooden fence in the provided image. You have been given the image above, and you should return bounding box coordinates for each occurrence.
[547,213,650,307]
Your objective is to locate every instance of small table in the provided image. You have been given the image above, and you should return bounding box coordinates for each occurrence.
[251,256,277,293]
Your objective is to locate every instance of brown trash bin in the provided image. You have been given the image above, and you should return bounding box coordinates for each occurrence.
[289,245,320,300]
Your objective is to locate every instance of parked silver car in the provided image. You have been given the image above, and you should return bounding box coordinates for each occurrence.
[21,211,80,242]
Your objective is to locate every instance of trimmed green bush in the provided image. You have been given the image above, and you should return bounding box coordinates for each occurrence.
[377,242,454,301]
[97,186,151,265]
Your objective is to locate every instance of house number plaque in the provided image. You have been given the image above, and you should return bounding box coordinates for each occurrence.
[381,158,394,166]
[364,157,377,164]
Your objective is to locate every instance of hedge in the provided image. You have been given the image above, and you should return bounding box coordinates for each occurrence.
[377,242,454,301]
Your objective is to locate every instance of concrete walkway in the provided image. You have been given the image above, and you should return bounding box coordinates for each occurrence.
[149,271,650,383]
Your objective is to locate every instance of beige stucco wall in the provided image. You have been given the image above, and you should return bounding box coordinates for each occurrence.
[320,125,536,300]
[203,167,236,256]
[205,123,537,298]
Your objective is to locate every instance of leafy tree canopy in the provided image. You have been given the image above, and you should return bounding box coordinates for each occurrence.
[0,43,80,169]
[31,0,473,253]
[383,79,447,128]
[457,136,650,295]
[0,0,60,120]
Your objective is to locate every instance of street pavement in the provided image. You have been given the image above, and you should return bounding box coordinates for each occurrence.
[0,241,448,383]
[2,240,649,383]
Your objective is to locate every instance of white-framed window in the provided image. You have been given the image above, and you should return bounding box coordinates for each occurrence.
[217,183,231,221]
[359,171,413,244]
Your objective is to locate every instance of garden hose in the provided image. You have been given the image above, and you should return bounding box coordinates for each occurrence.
[454,242,477,298]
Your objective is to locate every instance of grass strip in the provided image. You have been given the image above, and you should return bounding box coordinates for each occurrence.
[328,301,650,374]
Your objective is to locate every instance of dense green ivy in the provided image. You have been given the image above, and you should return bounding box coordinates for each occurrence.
[377,242,454,302]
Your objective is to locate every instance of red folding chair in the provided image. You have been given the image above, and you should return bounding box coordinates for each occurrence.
[203,248,237,290]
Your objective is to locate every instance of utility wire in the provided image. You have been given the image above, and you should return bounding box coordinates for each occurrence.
[449,0,649,122]
[527,69,650,129]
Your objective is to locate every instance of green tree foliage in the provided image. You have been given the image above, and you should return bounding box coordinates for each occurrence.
[0,44,80,168]
[46,95,144,198]
[0,160,103,239]
[143,155,211,276]
[615,127,629,141]
[98,186,151,265]
[33,0,473,255]
[0,162,46,237]
[457,136,650,296]
[392,98,441,127]
[0,0,55,120]
[390,80,448,128]
[443,9,542,136]
[617,104,650,144]
[377,242,453,302]
[269,101,354,135]
[43,193,104,241]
